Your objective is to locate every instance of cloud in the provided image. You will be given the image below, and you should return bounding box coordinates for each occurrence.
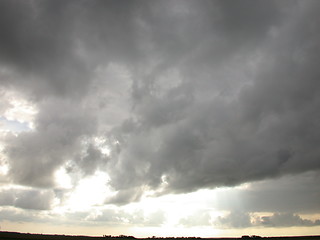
[256,213,320,228]
[215,211,252,229]
[214,211,320,229]
[0,0,320,209]
[0,208,41,223]
[75,143,109,177]
[5,99,97,188]
[0,188,55,210]
[86,208,166,227]
[214,171,320,214]
[105,0,320,198]
[105,187,144,206]
[179,210,211,227]
[0,1,87,98]
[143,210,166,226]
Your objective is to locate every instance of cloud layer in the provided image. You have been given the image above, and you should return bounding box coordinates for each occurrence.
[215,212,320,229]
[0,0,320,218]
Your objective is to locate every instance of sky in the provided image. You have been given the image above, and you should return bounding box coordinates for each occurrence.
[0,0,320,238]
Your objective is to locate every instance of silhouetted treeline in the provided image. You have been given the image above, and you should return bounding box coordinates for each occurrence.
[1,231,320,240]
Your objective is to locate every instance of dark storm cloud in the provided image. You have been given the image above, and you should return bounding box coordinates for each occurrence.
[105,0,320,200]
[0,0,141,98]
[0,1,88,98]
[1,0,320,210]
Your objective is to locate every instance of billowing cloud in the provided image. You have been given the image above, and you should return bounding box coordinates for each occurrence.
[0,0,319,227]
[104,0,320,199]
[5,99,97,188]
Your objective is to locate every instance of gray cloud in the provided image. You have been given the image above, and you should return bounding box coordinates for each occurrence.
[75,143,109,176]
[215,211,252,229]
[5,99,97,187]
[256,213,320,228]
[0,1,89,98]
[0,208,41,223]
[0,188,55,210]
[214,211,320,229]
[0,0,319,210]
[214,171,320,214]
[105,0,320,200]
[105,187,144,206]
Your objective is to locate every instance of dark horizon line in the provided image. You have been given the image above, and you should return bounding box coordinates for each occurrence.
[1,231,320,240]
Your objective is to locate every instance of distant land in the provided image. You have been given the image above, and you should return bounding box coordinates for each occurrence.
[1,231,320,240]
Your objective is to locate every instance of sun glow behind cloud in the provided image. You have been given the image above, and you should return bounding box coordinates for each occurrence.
[61,171,112,211]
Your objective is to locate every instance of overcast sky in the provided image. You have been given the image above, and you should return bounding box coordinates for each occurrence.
[1,0,320,237]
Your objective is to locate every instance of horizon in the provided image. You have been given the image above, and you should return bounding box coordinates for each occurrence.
[0,0,320,238]
[1,230,320,239]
